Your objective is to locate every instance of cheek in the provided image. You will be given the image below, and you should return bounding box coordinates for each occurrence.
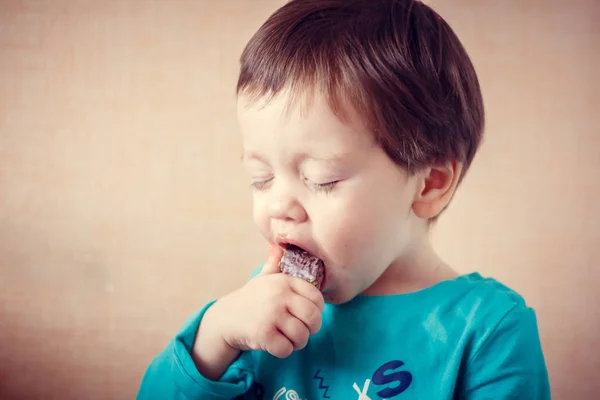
[252,196,270,237]
[316,190,409,268]
[316,200,390,262]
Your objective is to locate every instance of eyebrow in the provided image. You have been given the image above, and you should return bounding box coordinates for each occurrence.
[303,151,353,163]
[241,151,352,164]
[240,152,267,163]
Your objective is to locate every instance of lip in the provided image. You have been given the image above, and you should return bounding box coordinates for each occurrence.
[274,237,311,254]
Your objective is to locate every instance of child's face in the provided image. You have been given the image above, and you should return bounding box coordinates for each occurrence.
[238,91,421,304]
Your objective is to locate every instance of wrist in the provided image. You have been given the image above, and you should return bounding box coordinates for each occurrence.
[191,301,240,380]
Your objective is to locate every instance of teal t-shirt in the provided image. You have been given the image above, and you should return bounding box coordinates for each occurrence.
[137,272,550,399]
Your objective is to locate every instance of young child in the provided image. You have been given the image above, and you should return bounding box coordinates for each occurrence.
[137,0,550,398]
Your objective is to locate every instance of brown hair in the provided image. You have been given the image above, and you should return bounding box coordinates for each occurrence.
[237,0,484,181]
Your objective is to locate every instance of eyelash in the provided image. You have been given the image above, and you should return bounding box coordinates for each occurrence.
[250,178,339,193]
[312,181,338,194]
[250,178,272,190]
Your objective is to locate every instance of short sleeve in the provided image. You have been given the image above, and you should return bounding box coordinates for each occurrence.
[456,305,551,399]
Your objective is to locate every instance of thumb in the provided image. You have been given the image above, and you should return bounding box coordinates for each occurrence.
[258,243,284,276]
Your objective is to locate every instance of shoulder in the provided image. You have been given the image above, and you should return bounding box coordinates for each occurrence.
[449,273,532,331]
[449,274,550,396]
[438,273,547,364]
[454,272,527,306]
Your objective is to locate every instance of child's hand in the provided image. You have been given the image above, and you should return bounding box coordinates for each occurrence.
[192,244,324,380]
[213,244,325,358]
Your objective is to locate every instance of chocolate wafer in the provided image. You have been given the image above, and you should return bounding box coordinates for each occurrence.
[279,245,325,291]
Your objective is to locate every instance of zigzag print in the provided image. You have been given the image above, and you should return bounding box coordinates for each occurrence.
[313,369,331,399]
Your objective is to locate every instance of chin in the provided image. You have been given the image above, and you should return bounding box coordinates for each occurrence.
[323,288,357,305]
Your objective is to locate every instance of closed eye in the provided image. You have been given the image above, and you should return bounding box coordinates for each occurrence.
[312,180,339,194]
[250,177,273,190]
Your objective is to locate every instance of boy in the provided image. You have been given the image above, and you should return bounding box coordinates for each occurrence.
[138,0,550,398]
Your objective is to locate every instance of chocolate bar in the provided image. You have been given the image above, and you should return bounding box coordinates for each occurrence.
[279,245,325,290]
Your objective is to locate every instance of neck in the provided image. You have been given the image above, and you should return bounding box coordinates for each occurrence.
[362,227,458,296]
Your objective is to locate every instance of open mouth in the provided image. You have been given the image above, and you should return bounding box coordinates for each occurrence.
[282,243,308,253]
[277,240,310,254]
[278,242,327,291]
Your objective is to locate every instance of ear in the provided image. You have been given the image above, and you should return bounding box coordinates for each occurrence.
[412,161,463,219]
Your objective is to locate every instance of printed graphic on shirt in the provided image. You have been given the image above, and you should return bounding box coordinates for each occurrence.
[350,360,413,400]
[371,360,413,397]
[234,359,413,399]
[313,369,331,398]
[272,387,306,400]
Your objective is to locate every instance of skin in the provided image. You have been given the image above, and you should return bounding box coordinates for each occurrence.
[192,90,463,380]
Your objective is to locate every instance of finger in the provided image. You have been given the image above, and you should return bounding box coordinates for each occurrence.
[286,294,323,335]
[264,328,294,359]
[277,315,310,351]
[288,278,325,312]
[258,243,284,276]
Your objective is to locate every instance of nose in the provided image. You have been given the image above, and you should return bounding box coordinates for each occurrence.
[267,180,307,223]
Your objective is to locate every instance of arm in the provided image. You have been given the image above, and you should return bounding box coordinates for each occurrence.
[191,302,242,380]
[456,305,551,399]
[136,302,255,400]
[137,253,324,400]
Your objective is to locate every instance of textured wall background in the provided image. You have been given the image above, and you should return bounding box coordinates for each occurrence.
[1,0,598,398]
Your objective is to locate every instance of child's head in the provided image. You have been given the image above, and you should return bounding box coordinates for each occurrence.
[237,0,484,303]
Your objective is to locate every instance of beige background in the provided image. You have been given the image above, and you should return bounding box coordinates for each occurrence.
[0,0,598,399]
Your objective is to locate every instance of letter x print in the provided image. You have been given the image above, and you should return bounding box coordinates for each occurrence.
[353,378,371,400]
